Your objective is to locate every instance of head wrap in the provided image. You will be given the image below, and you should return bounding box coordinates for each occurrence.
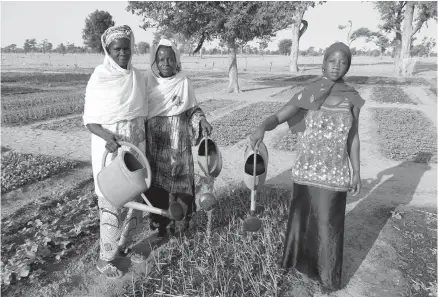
[101,25,132,49]
[324,42,352,72]
[83,25,147,125]
[286,42,364,133]
[149,38,182,76]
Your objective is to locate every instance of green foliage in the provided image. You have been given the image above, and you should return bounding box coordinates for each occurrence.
[278,39,292,55]
[1,151,78,193]
[126,2,281,46]
[56,43,66,55]
[23,39,37,54]
[82,9,115,53]
[136,41,150,54]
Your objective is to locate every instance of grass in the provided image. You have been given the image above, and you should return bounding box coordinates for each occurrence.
[115,184,323,297]
[373,108,437,163]
[2,90,84,125]
[271,130,301,151]
[1,150,78,193]
[388,208,437,297]
[1,85,46,96]
[199,99,237,115]
[372,86,417,104]
[211,101,285,146]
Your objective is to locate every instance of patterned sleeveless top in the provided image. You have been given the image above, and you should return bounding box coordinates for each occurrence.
[291,98,353,192]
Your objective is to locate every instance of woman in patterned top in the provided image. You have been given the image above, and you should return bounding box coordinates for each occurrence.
[249,42,365,290]
[144,39,213,238]
[83,25,147,279]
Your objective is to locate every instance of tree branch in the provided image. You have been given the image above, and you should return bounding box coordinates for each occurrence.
[412,20,425,37]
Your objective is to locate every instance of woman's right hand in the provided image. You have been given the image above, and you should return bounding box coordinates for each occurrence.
[249,126,265,150]
[104,133,122,153]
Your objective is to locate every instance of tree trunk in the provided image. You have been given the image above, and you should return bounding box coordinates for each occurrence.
[227,39,240,93]
[398,2,415,77]
[289,11,307,74]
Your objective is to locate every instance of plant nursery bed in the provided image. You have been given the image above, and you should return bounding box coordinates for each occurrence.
[1,150,79,193]
[373,108,437,163]
[211,101,285,146]
[33,116,85,133]
[372,86,417,104]
[271,130,301,151]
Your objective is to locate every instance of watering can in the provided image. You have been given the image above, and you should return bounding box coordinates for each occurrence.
[97,141,184,221]
[197,131,221,210]
[197,131,222,178]
[242,141,269,232]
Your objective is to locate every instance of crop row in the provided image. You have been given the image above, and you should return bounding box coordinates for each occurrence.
[372,85,416,104]
[211,101,285,146]
[1,72,91,84]
[373,107,436,163]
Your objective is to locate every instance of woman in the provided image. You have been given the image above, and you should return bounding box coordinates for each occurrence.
[83,25,147,279]
[249,42,364,290]
[144,39,213,238]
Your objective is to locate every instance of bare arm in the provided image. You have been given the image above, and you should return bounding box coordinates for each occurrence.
[86,123,121,152]
[249,104,302,149]
[347,106,361,176]
[261,105,302,131]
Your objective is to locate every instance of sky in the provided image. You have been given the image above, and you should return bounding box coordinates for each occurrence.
[1,1,437,52]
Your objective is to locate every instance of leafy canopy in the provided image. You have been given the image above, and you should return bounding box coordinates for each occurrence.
[82,10,115,53]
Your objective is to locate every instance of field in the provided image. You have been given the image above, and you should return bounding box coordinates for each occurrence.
[1,54,437,297]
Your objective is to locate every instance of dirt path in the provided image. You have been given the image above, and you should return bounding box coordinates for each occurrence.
[2,75,437,297]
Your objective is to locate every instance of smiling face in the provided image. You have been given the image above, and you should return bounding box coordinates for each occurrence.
[156,46,177,78]
[323,50,350,82]
[107,38,131,69]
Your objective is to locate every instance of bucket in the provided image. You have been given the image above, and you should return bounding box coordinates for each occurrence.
[198,133,222,178]
[243,142,268,190]
[97,141,152,209]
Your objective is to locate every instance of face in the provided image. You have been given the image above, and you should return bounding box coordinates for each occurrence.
[108,38,131,69]
[323,50,349,82]
[156,47,177,78]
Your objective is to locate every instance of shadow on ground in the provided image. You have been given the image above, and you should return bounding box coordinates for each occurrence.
[342,152,433,287]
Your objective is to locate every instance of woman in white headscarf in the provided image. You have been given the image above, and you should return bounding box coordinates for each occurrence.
[83,25,147,279]
[144,39,213,238]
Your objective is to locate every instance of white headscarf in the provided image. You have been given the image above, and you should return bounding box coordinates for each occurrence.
[146,39,197,120]
[83,25,147,125]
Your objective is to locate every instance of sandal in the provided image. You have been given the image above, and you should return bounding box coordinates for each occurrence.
[96,263,123,279]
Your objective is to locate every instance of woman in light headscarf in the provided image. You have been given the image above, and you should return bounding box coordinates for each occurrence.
[83,25,147,279]
[250,42,365,290]
[144,39,213,238]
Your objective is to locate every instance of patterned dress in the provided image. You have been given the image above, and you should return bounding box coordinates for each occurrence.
[291,98,353,191]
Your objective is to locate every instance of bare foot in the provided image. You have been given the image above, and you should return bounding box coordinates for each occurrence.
[96,258,123,279]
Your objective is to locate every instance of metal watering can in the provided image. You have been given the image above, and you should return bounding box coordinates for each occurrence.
[97,141,184,221]
[197,132,221,210]
[242,141,269,232]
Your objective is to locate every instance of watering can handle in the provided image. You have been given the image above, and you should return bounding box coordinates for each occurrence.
[252,142,260,190]
[101,141,152,189]
[203,131,209,175]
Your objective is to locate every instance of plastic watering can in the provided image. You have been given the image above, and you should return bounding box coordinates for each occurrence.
[197,132,222,178]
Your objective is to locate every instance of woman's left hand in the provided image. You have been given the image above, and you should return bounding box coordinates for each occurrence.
[349,173,361,196]
[200,118,213,136]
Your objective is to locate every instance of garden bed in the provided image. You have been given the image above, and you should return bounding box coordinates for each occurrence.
[1,85,46,96]
[1,150,79,193]
[211,101,285,146]
[1,72,91,85]
[2,90,85,125]
[33,99,237,133]
[271,130,301,151]
[373,108,437,163]
[372,86,417,104]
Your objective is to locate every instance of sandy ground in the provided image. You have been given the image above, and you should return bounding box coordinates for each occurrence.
[1,63,437,296]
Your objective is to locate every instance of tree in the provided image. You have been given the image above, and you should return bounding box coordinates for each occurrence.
[127,1,284,93]
[137,41,150,54]
[375,1,437,76]
[421,37,436,57]
[258,40,268,57]
[38,39,52,54]
[3,44,17,53]
[82,10,115,53]
[56,43,66,55]
[272,2,323,73]
[278,39,292,55]
[23,38,37,54]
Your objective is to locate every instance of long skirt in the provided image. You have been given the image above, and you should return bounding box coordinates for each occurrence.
[281,182,347,290]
